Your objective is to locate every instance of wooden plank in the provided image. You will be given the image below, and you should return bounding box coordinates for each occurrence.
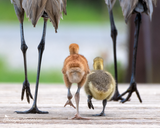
[0,84,160,127]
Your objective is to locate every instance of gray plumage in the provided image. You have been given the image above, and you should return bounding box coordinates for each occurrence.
[87,70,112,92]
[104,0,157,23]
[11,0,24,23]
[11,0,67,32]
[84,70,116,101]
[119,0,157,23]
[105,0,116,10]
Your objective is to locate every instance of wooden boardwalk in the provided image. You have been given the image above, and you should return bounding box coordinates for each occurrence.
[0,84,160,127]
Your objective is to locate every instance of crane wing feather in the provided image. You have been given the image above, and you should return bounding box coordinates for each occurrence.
[119,0,157,23]
[22,0,47,27]
[105,0,116,10]
[45,0,67,32]
[11,0,24,23]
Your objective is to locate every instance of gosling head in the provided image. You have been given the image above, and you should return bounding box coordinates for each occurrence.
[69,43,79,55]
[93,57,104,70]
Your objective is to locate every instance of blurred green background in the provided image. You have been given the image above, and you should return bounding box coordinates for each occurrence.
[1,0,122,22]
[0,0,126,83]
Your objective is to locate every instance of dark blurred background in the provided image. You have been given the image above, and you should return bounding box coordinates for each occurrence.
[127,1,160,83]
[0,0,159,83]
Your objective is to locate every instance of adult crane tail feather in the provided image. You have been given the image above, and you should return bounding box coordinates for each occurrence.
[22,0,66,30]
[145,0,157,20]
[22,0,47,27]
[119,0,157,23]
[62,0,67,15]
[119,0,139,23]
[45,0,62,33]
[11,0,24,23]
[105,0,116,11]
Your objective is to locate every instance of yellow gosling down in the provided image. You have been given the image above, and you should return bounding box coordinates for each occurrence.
[84,57,116,116]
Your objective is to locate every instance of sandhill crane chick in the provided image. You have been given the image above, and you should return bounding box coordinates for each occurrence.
[84,57,116,116]
[62,43,90,119]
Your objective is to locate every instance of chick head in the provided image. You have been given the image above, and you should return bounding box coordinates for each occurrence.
[69,43,79,54]
[93,57,104,70]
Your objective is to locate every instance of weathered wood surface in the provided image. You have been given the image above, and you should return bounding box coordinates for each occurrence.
[0,84,160,127]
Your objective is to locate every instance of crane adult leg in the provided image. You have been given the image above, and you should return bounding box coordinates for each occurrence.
[16,18,49,114]
[107,6,122,101]
[13,5,33,105]
[118,13,142,103]
[20,22,33,104]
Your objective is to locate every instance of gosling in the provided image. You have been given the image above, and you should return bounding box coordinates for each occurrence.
[84,57,116,116]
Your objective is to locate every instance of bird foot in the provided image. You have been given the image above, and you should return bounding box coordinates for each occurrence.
[111,87,125,101]
[21,80,33,103]
[118,82,142,103]
[15,106,48,114]
[88,96,94,109]
[93,112,106,116]
[71,114,89,120]
[64,100,76,109]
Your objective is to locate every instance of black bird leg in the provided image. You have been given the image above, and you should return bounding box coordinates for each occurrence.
[119,13,142,103]
[20,22,33,103]
[107,6,122,101]
[16,18,49,114]
[87,95,94,109]
[93,99,107,116]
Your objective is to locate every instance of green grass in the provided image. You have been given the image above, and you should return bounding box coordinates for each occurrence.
[64,1,106,23]
[105,61,126,83]
[0,70,63,83]
[0,1,16,22]
[0,58,63,83]
[0,57,125,83]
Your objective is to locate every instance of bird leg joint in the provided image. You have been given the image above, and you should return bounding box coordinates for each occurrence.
[23,79,30,88]
[67,90,73,100]
[87,95,92,104]
[87,95,94,109]
[38,41,45,52]
[21,43,28,53]
[111,26,118,41]
[130,81,137,91]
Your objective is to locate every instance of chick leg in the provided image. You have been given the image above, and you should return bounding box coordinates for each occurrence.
[16,18,48,114]
[64,87,76,109]
[63,75,76,109]
[93,99,107,116]
[87,95,94,109]
[107,6,122,101]
[72,86,87,120]
[72,77,88,120]
[118,13,142,103]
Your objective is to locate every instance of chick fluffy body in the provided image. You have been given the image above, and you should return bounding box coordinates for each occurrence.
[62,43,90,87]
[84,57,116,101]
